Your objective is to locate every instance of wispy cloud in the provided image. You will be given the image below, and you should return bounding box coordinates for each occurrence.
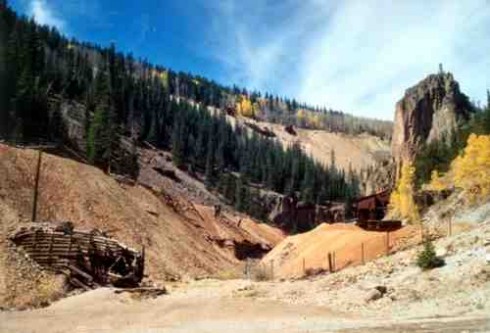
[28,0,66,31]
[203,0,490,120]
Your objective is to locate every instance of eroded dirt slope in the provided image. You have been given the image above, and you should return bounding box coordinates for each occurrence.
[0,144,284,282]
[209,109,391,172]
[261,223,418,278]
[237,118,391,172]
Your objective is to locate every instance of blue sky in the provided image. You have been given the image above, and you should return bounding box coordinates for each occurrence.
[9,0,490,120]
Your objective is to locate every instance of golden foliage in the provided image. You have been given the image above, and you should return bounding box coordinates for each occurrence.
[389,162,420,224]
[296,109,306,120]
[236,95,255,117]
[427,170,448,192]
[159,71,169,89]
[309,113,322,128]
[451,134,490,200]
[296,109,323,129]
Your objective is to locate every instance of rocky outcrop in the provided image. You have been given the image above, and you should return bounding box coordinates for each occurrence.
[391,72,472,167]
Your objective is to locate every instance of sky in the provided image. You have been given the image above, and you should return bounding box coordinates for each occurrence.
[9,0,490,120]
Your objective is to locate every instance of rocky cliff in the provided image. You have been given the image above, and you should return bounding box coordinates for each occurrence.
[391,72,472,167]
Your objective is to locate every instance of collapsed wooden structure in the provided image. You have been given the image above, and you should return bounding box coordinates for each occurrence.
[354,189,391,222]
[9,222,144,290]
[353,190,402,231]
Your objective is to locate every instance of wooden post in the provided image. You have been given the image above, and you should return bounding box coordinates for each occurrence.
[33,230,38,252]
[32,150,43,222]
[302,258,306,275]
[386,231,390,255]
[361,242,365,265]
[448,217,452,237]
[68,234,73,255]
[270,260,274,280]
[328,252,333,273]
[333,251,336,272]
[48,232,55,265]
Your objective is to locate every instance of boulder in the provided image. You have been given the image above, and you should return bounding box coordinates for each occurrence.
[374,285,388,295]
[364,289,383,303]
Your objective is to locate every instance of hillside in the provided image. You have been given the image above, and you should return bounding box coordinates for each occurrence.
[249,119,390,172]
[0,144,284,285]
[0,1,397,229]
[0,0,392,141]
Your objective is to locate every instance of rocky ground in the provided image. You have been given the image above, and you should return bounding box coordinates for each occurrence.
[253,220,490,320]
[2,218,489,332]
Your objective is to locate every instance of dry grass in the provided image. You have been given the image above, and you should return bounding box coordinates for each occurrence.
[215,268,242,280]
[2,245,66,310]
[252,265,273,281]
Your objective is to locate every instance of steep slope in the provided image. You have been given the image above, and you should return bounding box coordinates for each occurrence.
[218,113,391,172]
[0,144,284,281]
[262,121,390,171]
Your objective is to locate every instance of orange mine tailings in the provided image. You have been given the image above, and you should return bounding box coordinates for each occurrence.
[261,223,418,279]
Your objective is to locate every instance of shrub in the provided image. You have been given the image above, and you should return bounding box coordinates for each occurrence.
[416,240,445,270]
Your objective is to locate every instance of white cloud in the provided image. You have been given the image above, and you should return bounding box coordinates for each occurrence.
[28,0,65,31]
[205,0,490,120]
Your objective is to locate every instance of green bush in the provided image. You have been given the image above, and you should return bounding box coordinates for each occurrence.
[416,240,445,270]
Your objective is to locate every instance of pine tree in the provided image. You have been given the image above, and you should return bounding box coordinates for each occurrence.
[171,112,185,168]
[0,4,8,137]
[87,71,116,169]
[301,160,315,204]
[235,176,245,211]
[204,134,216,187]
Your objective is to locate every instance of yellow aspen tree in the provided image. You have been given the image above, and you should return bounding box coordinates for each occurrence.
[452,134,490,200]
[252,102,261,118]
[389,162,420,224]
[428,170,447,192]
[309,113,322,128]
[236,96,254,117]
[296,109,306,126]
[159,71,169,89]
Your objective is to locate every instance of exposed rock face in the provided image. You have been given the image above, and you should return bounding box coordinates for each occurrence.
[391,72,472,167]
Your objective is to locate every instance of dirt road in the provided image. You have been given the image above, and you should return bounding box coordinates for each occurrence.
[1,280,489,333]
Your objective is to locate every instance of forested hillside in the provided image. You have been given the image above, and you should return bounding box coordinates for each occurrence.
[0,1,391,141]
[0,2,362,224]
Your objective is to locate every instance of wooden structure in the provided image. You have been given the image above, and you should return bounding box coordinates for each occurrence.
[353,190,402,231]
[354,189,390,222]
[323,202,346,223]
[356,219,402,231]
[284,125,297,136]
[9,222,144,289]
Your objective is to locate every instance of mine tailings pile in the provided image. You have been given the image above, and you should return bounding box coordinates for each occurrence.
[9,222,145,290]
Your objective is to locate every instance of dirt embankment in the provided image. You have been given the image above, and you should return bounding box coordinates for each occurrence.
[0,144,284,286]
[261,223,419,279]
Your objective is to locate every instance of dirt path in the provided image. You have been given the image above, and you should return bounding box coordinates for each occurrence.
[1,280,489,333]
